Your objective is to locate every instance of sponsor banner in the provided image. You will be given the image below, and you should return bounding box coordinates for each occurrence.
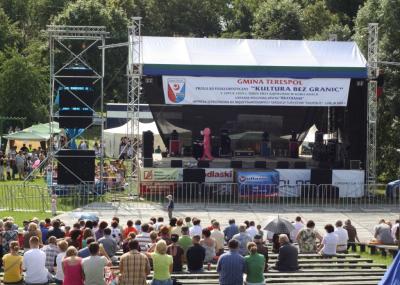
[139,182,177,194]
[205,168,234,183]
[140,168,183,182]
[276,169,311,197]
[237,171,279,197]
[163,76,350,107]
[332,170,365,197]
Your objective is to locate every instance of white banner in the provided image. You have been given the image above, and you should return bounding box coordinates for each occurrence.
[332,170,365,197]
[277,169,311,197]
[163,76,351,106]
[205,168,234,183]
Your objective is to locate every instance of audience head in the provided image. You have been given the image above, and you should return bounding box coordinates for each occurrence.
[307,220,315,229]
[181,226,189,235]
[228,239,239,250]
[212,221,220,229]
[256,224,261,230]
[379,219,385,224]
[150,217,156,224]
[99,221,108,230]
[155,240,167,255]
[127,232,136,240]
[111,221,118,229]
[185,217,191,223]
[253,234,263,244]
[295,216,302,222]
[202,228,211,238]
[128,239,140,251]
[104,228,111,236]
[279,234,289,245]
[239,224,247,233]
[249,221,255,227]
[48,236,57,245]
[85,220,93,229]
[324,224,335,233]
[150,231,158,242]
[127,220,133,227]
[112,217,120,224]
[192,235,201,244]
[88,242,100,256]
[66,246,78,257]
[170,217,177,227]
[244,220,250,228]
[28,222,37,232]
[345,219,352,226]
[159,226,170,236]
[229,219,235,225]
[247,241,258,255]
[171,234,179,243]
[157,217,164,223]
[335,220,343,228]
[52,220,61,228]
[58,240,68,252]
[141,223,150,233]
[83,228,93,239]
[9,241,19,253]
[86,237,95,246]
[193,218,201,226]
[396,219,400,224]
[176,219,184,227]
[29,236,40,248]
[135,220,141,226]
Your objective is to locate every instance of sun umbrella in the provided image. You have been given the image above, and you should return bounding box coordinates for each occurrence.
[264,217,295,234]
[73,212,99,222]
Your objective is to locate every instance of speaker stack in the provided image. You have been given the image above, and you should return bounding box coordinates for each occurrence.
[56,150,95,184]
[142,131,154,167]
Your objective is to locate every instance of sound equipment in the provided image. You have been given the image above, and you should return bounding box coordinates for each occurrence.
[315,131,324,144]
[350,160,361,169]
[220,130,231,156]
[234,150,255,157]
[230,160,243,168]
[294,161,307,169]
[58,109,93,128]
[56,150,95,185]
[183,168,205,183]
[254,161,267,168]
[143,158,153,168]
[197,160,210,168]
[170,160,182,168]
[289,141,299,158]
[59,88,96,108]
[142,131,154,158]
[276,161,290,169]
[310,169,332,185]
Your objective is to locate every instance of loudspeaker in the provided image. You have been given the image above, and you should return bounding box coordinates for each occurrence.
[56,150,95,185]
[183,168,205,183]
[254,161,267,168]
[230,160,242,168]
[220,130,231,155]
[294,161,307,169]
[171,160,182,168]
[142,131,154,158]
[315,131,324,144]
[58,109,93,128]
[59,88,96,108]
[197,160,210,168]
[143,158,153,168]
[310,169,332,185]
[276,161,290,169]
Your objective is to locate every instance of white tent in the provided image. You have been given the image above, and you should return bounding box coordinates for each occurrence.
[103,121,165,158]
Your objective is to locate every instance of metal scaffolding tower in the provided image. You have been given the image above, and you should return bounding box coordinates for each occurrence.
[367,23,379,185]
[127,18,143,193]
[47,25,109,186]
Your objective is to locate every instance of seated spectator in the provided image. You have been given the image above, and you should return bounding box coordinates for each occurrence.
[245,242,265,285]
[232,224,252,256]
[119,239,150,285]
[186,235,205,273]
[334,220,349,253]
[272,233,280,254]
[2,221,18,254]
[82,228,94,248]
[171,218,184,236]
[159,226,171,245]
[274,234,299,271]
[2,241,23,284]
[39,221,48,244]
[95,221,108,240]
[110,221,122,245]
[167,234,184,272]
[122,232,136,253]
[290,216,304,241]
[319,224,339,257]
[82,243,111,285]
[155,217,165,231]
[246,221,258,239]
[135,223,152,251]
[62,246,84,285]
[210,221,224,256]
[147,231,159,252]
[391,219,400,244]
[98,228,118,263]
[200,228,216,263]
[42,236,59,274]
[344,219,360,250]
[55,240,68,284]
[135,220,142,233]
[66,228,82,249]
[373,219,394,244]
[23,222,41,251]
[223,219,239,241]
[78,237,95,258]
[256,224,264,240]
[254,234,268,271]
[189,218,202,237]
[178,226,192,255]
[296,220,322,254]
[217,239,245,285]
[169,217,177,231]
[47,220,65,239]
[149,240,173,285]
[185,217,193,228]
[24,236,49,285]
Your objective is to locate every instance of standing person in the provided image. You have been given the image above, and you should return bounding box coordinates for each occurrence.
[296,220,322,254]
[200,228,216,263]
[217,239,245,285]
[55,240,68,285]
[210,221,225,256]
[232,224,252,256]
[273,234,299,272]
[82,243,111,285]
[186,235,205,273]
[23,236,49,285]
[244,242,265,285]
[42,236,60,274]
[15,151,25,180]
[119,240,150,285]
[223,219,239,241]
[290,216,304,242]
[334,220,349,253]
[318,224,339,257]
[166,195,174,220]
[166,234,184,272]
[2,241,23,284]
[62,246,84,285]
[0,151,5,181]
[148,240,173,285]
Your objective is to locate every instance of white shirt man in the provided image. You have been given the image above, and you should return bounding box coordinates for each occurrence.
[246,222,258,240]
[334,220,349,252]
[24,237,49,284]
[189,219,202,237]
[290,217,304,241]
[210,222,225,254]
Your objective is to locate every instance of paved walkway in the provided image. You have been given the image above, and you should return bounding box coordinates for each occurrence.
[56,202,400,242]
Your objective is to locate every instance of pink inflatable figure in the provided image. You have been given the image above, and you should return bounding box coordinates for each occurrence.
[200,127,214,161]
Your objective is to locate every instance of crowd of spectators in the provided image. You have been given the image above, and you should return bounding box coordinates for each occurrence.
[0,215,398,285]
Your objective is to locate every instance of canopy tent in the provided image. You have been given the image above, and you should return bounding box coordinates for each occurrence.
[131,37,367,78]
[103,121,166,158]
[24,122,61,134]
[3,131,49,141]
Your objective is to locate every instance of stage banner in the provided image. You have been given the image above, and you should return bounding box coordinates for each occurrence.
[276,169,311,197]
[140,168,183,182]
[237,171,279,197]
[332,170,365,197]
[205,168,234,183]
[163,76,351,107]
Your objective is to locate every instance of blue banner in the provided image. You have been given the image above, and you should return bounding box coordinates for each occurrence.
[237,171,279,197]
[379,250,400,285]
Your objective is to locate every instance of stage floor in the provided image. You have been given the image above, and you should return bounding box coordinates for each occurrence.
[152,155,319,169]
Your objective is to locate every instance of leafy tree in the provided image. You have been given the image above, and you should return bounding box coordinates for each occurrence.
[252,0,303,40]
[0,8,21,51]
[325,0,365,26]
[30,0,68,30]
[221,0,258,38]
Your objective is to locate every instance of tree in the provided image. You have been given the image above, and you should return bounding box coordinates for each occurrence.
[325,0,365,27]
[0,8,21,51]
[252,0,303,40]
[30,0,68,31]
[0,50,48,124]
[221,0,258,38]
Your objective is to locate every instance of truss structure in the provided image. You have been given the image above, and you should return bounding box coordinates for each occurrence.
[367,23,379,185]
[47,25,109,186]
[126,18,142,193]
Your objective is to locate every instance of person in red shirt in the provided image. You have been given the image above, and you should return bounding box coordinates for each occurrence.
[123,220,137,239]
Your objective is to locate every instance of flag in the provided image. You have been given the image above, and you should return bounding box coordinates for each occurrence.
[379,250,400,285]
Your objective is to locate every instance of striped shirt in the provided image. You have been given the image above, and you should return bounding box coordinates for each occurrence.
[217,250,245,285]
[135,233,152,251]
[119,250,150,285]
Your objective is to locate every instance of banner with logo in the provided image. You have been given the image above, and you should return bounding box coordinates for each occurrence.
[276,169,311,197]
[205,168,234,183]
[332,170,365,197]
[163,76,351,107]
[140,168,183,182]
[237,171,279,197]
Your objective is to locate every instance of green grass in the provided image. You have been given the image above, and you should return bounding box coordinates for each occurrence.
[356,247,396,267]
[0,211,50,226]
